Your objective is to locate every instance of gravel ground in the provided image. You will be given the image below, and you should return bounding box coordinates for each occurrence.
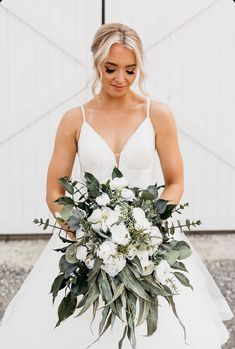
[0,233,234,348]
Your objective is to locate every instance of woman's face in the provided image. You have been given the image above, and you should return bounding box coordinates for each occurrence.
[99,43,137,96]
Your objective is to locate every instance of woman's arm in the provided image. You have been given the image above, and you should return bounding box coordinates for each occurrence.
[46,107,83,240]
[150,100,184,205]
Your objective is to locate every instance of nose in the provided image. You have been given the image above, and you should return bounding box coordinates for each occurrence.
[114,69,125,84]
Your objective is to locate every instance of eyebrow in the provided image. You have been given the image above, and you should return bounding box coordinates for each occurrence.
[105,62,137,68]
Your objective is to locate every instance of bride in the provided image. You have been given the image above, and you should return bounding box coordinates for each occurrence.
[0,22,233,349]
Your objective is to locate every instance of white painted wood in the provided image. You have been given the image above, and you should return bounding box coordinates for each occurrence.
[1,0,235,233]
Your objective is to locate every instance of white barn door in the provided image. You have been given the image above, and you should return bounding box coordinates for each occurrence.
[0,0,235,235]
[0,0,100,234]
[106,0,235,230]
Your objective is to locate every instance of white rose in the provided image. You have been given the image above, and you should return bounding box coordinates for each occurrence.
[76,245,88,262]
[84,256,95,269]
[110,222,131,246]
[127,244,137,260]
[154,260,171,284]
[110,177,128,190]
[88,207,119,232]
[132,207,146,221]
[97,240,117,262]
[75,229,85,239]
[150,226,163,246]
[104,208,120,229]
[134,218,151,230]
[121,188,135,201]
[88,208,103,223]
[101,254,126,277]
[95,193,110,206]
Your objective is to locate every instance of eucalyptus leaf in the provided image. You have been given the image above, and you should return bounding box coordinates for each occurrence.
[178,246,192,260]
[55,291,77,327]
[173,271,193,290]
[65,243,79,264]
[59,255,78,278]
[53,196,75,206]
[154,199,168,214]
[59,205,73,221]
[58,177,74,194]
[165,250,180,265]
[49,273,66,303]
[112,166,123,179]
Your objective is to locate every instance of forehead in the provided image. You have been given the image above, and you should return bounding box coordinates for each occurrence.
[103,43,136,67]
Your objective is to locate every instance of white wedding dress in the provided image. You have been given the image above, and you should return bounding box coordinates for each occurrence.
[0,98,233,349]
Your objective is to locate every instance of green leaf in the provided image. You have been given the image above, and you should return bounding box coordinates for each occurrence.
[65,243,79,264]
[136,298,150,326]
[165,250,180,265]
[49,273,66,303]
[98,273,119,318]
[99,282,125,310]
[58,177,74,194]
[141,190,155,200]
[160,204,177,219]
[118,267,154,302]
[118,325,128,349]
[173,272,193,290]
[55,291,77,327]
[76,281,100,316]
[154,199,168,214]
[59,255,78,278]
[171,261,188,272]
[59,205,73,221]
[146,185,159,198]
[178,246,192,260]
[87,258,103,282]
[145,297,158,336]
[84,172,100,187]
[112,167,123,179]
[53,196,75,206]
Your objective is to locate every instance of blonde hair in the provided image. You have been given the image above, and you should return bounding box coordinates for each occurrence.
[90,23,148,96]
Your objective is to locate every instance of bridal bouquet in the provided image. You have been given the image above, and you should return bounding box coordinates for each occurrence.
[33,167,201,349]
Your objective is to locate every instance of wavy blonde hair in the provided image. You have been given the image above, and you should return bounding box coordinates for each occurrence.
[90,23,148,96]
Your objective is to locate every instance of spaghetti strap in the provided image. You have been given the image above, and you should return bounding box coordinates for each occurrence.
[146,98,150,118]
[80,105,86,123]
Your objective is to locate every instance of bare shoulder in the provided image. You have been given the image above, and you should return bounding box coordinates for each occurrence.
[149,99,177,133]
[57,106,84,141]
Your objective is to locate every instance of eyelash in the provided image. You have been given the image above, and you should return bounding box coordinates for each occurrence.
[105,68,135,75]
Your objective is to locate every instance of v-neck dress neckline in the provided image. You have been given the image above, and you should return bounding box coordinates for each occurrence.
[80,98,151,168]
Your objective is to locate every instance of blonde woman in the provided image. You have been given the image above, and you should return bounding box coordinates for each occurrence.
[0,23,233,349]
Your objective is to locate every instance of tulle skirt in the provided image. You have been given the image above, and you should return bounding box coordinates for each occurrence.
[0,231,233,349]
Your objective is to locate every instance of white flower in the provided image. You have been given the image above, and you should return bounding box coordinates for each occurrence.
[121,188,135,201]
[110,222,131,246]
[95,193,110,206]
[76,245,88,262]
[110,177,128,190]
[88,207,119,232]
[127,244,137,260]
[97,240,117,262]
[84,256,95,269]
[154,260,171,284]
[101,254,126,277]
[132,207,146,221]
[88,208,103,223]
[150,226,163,246]
[75,229,85,239]
[132,207,151,231]
[136,250,155,275]
[134,218,151,230]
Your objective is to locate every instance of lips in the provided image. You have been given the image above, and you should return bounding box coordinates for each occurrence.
[111,85,126,88]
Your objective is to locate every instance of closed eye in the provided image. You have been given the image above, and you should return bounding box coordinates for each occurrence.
[105,68,136,75]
